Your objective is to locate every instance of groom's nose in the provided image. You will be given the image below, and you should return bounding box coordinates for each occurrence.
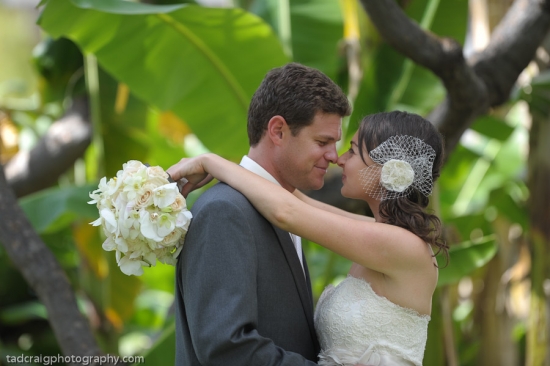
[325,146,338,163]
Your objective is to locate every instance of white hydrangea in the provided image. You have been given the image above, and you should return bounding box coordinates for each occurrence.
[88,161,192,276]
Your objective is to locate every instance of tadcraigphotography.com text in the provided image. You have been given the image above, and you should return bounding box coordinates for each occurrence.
[5,354,144,365]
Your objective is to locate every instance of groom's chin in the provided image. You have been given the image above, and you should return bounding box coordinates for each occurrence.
[307,179,325,191]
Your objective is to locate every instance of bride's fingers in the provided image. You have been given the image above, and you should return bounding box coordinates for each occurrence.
[194,174,214,190]
[179,174,213,197]
[180,181,197,198]
[166,158,195,182]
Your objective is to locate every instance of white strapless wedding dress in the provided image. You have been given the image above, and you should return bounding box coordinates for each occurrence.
[314,276,430,366]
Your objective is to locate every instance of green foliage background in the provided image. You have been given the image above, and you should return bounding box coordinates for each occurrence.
[0,0,537,365]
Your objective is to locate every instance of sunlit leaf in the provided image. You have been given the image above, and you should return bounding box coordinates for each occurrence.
[19,184,98,234]
[136,322,175,365]
[0,301,48,325]
[444,213,492,243]
[470,116,515,142]
[489,187,529,230]
[438,145,482,217]
[437,236,497,287]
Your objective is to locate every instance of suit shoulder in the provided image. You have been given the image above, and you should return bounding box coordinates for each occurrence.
[192,183,253,213]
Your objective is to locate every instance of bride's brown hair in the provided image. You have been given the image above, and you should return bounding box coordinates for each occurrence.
[357,111,449,264]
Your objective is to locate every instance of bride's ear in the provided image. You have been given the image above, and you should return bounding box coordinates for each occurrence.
[266,115,289,146]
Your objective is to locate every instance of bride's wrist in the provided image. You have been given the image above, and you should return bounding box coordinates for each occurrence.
[201,153,217,174]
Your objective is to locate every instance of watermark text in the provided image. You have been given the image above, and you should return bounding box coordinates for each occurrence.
[5,354,144,365]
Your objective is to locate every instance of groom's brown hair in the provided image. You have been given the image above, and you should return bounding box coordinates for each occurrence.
[247,62,351,146]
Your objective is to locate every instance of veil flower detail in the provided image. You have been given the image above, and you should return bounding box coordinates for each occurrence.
[359,135,436,201]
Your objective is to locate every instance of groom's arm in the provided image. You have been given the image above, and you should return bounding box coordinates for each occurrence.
[180,197,317,366]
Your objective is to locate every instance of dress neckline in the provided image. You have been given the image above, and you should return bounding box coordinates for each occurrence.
[344,275,431,320]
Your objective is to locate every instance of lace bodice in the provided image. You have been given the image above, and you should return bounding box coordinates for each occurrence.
[314,276,430,366]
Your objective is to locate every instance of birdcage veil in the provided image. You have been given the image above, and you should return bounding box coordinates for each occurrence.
[359,135,436,201]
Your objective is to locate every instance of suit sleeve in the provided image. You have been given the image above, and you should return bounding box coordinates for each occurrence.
[180,198,317,366]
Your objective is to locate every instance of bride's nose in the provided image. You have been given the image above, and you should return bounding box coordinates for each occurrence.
[336,153,347,168]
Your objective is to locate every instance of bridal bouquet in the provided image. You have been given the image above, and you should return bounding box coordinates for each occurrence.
[88,161,192,276]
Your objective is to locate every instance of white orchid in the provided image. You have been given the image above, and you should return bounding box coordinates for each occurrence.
[91,208,118,234]
[153,183,179,208]
[123,168,148,201]
[176,210,193,231]
[139,208,177,242]
[119,207,141,240]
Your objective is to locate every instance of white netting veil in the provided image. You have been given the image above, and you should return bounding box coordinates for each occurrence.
[359,135,436,201]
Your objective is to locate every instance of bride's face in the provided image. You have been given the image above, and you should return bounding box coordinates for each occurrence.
[337,133,380,200]
[337,133,366,199]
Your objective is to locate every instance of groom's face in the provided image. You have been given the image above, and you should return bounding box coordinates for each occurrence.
[278,112,342,191]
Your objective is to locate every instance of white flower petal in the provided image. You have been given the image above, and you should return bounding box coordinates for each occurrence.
[130,229,140,240]
[176,210,193,230]
[102,237,116,251]
[173,245,183,259]
[147,239,159,250]
[153,183,178,208]
[90,217,102,227]
[115,237,129,253]
[100,209,118,233]
[118,256,144,276]
[144,252,157,266]
[157,213,176,237]
[139,210,163,241]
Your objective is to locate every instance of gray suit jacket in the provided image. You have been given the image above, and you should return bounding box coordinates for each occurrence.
[175,182,320,365]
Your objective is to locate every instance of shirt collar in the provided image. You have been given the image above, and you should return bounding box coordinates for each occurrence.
[239,155,281,187]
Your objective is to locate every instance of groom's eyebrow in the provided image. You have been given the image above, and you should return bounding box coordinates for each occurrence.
[318,134,340,142]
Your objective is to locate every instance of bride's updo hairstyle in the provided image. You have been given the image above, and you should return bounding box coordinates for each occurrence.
[357,111,449,262]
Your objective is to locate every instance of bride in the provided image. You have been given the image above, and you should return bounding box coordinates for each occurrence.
[167,111,448,366]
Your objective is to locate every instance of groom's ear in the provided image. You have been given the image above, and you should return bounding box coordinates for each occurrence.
[266,115,289,146]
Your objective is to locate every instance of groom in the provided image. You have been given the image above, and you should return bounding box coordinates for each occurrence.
[173,62,351,365]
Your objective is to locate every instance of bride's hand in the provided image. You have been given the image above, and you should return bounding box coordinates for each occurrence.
[167,155,214,197]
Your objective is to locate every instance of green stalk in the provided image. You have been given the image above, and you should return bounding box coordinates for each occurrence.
[84,53,105,180]
[277,0,293,58]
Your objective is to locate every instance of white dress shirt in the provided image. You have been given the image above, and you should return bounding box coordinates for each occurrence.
[240,156,304,273]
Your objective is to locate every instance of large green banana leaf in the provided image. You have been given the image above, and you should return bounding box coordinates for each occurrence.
[38,0,289,160]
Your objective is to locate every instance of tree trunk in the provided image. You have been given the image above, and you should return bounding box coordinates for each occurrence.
[5,96,91,198]
[0,164,116,366]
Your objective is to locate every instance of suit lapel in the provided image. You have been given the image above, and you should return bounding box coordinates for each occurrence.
[301,249,321,353]
[272,226,317,346]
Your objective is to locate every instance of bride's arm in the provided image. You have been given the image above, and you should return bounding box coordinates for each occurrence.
[292,190,375,222]
[167,154,426,275]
